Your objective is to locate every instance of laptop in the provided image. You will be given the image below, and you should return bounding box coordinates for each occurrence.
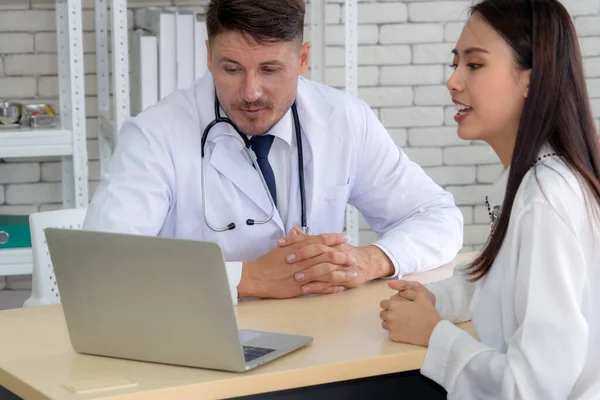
[44,228,313,372]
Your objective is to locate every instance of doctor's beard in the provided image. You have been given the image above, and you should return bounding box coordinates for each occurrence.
[229,98,287,136]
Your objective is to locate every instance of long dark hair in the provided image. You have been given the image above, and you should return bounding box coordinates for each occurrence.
[468,0,600,281]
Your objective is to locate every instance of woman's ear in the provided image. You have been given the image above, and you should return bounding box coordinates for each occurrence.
[523,69,531,98]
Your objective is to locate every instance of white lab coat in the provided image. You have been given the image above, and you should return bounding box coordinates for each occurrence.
[84,73,463,300]
[422,153,600,399]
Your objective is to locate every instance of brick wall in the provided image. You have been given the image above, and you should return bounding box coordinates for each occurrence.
[0,0,599,283]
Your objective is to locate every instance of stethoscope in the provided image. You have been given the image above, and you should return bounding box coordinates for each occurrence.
[200,94,309,234]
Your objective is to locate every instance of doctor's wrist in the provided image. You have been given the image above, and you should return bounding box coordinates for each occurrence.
[237,261,261,298]
[362,245,395,280]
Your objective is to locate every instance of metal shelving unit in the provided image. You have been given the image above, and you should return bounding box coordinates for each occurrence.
[93,0,360,245]
[0,0,88,276]
[95,0,130,176]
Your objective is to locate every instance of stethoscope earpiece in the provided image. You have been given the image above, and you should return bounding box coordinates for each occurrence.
[246,219,255,226]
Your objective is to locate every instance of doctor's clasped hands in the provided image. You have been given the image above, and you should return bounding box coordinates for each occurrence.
[238,229,395,298]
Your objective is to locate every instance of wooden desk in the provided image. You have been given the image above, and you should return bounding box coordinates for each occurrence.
[0,253,476,400]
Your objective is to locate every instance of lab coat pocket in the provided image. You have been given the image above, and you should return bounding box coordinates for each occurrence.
[322,182,351,201]
[312,183,352,233]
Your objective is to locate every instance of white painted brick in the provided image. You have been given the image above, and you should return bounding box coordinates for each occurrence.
[0,77,37,98]
[589,78,600,97]
[5,183,62,205]
[424,166,476,185]
[31,0,80,8]
[477,164,504,184]
[464,224,490,246]
[403,148,443,167]
[459,206,474,225]
[358,45,411,66]
[35,32,98,54]
[4,54,58,75]
[591,98,600,116]
[408,2,471,22]
[0,205,37,215]
[414,85,451,105]
[0,11,55,32]
[86,117,99,139]
[325,24,379,45]
[0,0,30,10]
[408,127,467,147]
[414,43,454,64]
[446,184,492,206]
[445,64,455,81]
[87,139,100,161]
[305,4,343,25]
[351,3,408,24]
[381,107,444,128]
[86,96,98,118]
[327,46,346,67]
[575,16,600,36]
[0,33,34,53]
[444,105,458,126]
[474,205,491,224]
[388,129,407,146]
[325,66,379,87]
[445,22,464,42]
[41,161,101,182]
[444,146,500,165]
[0,163,40,184]
[380,24,444,44]
[585,57,600,77]
[561,0,600,16]
[83,54,97,75]
[40,162,61,182]
[581,37,600,57]
[358,87,413,107]
[381,65,444,85]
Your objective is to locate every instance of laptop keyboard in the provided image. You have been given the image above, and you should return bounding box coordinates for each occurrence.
[243,345,276,363]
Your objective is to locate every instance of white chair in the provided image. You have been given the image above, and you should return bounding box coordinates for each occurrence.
[23,208,88,307]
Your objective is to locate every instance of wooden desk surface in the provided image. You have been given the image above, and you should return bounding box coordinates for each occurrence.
[0,253,476,400]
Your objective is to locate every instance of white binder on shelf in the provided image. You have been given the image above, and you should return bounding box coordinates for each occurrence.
[166,7,195,90]
[194,14,209,80]
[136,7,177,100]
[130,29,158,116]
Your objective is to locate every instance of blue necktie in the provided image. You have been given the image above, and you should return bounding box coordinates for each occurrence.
[250,135,277,207]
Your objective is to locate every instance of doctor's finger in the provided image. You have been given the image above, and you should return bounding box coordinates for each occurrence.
[301,281,344,295]
[278,232,348,248]
[294,260,351,282]
[288,244,355,265]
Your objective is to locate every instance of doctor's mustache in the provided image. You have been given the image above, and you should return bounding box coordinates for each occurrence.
[232,99,275,110]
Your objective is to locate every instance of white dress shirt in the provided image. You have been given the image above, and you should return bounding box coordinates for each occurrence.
[422,151,600,399]
[250,109,295,229]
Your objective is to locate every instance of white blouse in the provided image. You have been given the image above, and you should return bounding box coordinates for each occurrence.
[422,153,600,399]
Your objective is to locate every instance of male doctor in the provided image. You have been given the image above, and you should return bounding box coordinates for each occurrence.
[84,0,463,301]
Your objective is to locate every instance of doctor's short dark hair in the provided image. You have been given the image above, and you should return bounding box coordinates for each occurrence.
[206,0,305,45]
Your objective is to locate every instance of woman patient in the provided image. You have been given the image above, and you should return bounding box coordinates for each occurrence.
[379,0,600,398]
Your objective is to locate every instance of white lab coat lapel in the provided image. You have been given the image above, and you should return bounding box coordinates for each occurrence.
[285,78,336,234]
[196,74,285,233]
